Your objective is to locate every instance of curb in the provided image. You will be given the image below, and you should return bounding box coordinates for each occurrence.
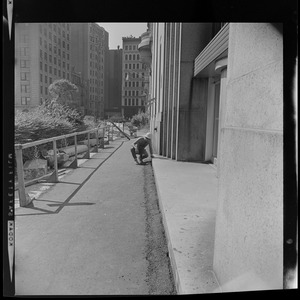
[151,158,182,294]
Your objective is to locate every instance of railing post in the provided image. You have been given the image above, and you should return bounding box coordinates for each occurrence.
[87,132,90,158]
[15,144,31,207]
[68,134,78,169]
[48,140,59,182]
[94,129,99,153]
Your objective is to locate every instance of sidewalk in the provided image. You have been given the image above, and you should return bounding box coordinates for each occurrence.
[152,157,222,294]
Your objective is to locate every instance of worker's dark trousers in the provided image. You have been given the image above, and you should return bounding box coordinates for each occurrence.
[130,147,148,161]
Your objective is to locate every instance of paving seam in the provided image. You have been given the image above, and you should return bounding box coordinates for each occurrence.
[53,141,125,214]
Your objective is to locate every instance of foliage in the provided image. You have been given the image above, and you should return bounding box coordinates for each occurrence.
[15,102,91,162]
[48,79,78,101]
[131,111,149,128]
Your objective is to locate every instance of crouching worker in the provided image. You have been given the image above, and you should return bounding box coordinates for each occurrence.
[130,132,154,165]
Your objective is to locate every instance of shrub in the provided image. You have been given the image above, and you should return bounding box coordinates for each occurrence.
[131,111,149,128]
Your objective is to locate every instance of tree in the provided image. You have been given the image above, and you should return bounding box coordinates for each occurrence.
[48,79,78,104]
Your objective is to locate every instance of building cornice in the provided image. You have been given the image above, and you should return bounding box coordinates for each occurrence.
[194,23,229,76]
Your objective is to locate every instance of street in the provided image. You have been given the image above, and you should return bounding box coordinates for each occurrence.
[15,137,175,295]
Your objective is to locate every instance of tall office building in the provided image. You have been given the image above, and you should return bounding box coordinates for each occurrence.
[71,23,109,119]
[15,23,72,110]
[121,36,146,118]
[105,47,123,118]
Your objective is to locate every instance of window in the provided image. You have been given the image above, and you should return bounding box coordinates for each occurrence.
[128,91,131,96]
[137,54,139,60]
[129,54,132,60]
[129,64,131,69]
[44,64,47,72]
[129,45,132,50]
[58,70,61,76]
[40,74,43,82]
[132,82,135,87]
[44,52,47,60]
[49,77,52,84]
[40,61,43,70]
[54,68,57,75]
[63,71,65,78]
[49,55,52,63]
[125,54,128,60]
[125,82,127,87]
[45,75,47,83]
[21,34,29,43]
[136,99,139,106]
[125,98,127,106]
[22,47,29,56]
[125,64,128,69]
[133,54,135,60]
[49,43,52,51]
[21,85,29,93]
[49,66,52,74]
[21,97,30,105]
[54,57,57,64]
[128,98,131,105]
[125,46,128,50]
[133,64,135,69]
[45,87,48,94]
[54,35,57,43]
[40,86,43,94]
[20,60,29,68]
[20,72,29,81]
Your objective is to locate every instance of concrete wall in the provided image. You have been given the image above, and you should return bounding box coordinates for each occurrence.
[213,23,283,291]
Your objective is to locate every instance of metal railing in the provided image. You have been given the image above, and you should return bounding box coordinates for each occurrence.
[15,125,113,207]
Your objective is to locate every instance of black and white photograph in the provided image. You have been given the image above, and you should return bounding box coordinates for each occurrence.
[3,0,298,297]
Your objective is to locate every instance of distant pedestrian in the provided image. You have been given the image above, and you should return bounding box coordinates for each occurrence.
[130,132,154,165]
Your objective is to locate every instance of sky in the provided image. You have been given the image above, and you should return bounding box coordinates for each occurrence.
[97,23,148,49]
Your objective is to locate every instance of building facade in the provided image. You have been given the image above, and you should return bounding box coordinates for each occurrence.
[121,36,147,119]
[105,47,123,118]
[15,23,72,111]
[141,23,283,291]
[71,23,108,119]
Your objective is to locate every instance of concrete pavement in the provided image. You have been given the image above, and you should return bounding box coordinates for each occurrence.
[15,138,151,295]
[152,157,222,294]
[14,129,223,295]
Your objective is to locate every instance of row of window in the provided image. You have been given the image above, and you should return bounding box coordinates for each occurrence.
[40,48,70,61]
[40,61,69,72]
[124,98,144,106]
[40,23,70,38]
[40,72,70,85]
[124,90,140,96]
[40,50,70,66]
[40,64,70,79]
[124,54,140,61]
[124,72,144,79]
[40,38,70,53]
[124,81,144,87]
[124,63,141,70]
[124,45,138,51]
